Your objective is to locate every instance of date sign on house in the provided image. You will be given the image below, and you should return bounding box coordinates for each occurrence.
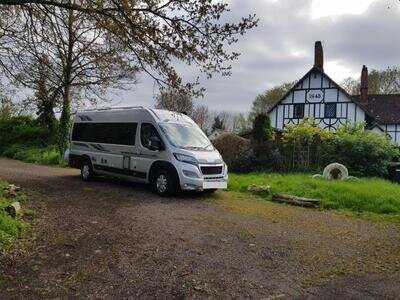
[306,90,324,102]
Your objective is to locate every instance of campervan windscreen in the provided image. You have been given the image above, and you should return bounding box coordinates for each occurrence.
[159,123,214,151]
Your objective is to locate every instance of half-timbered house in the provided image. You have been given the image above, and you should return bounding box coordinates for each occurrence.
[268,41,400,143]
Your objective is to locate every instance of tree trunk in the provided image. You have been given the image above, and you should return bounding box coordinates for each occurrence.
[57,6,74,154]
[58,86,71,153]
[272,193,320,208]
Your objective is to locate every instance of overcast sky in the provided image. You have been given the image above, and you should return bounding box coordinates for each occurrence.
[112,0,400,114]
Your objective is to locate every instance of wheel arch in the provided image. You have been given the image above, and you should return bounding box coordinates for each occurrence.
[149,160,180,185]
[69,153,92,169]
[80,154,92,166]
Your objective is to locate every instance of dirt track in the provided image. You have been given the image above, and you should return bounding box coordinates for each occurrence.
[0,158,400,299]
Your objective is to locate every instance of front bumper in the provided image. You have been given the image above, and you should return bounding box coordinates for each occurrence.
[176,162,228,191]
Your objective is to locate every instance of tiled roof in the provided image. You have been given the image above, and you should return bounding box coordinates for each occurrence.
[352,94,400,124]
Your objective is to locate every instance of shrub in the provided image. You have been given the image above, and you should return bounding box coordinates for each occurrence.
[212,133,251,170]
[253,114,274,142]
[282,118,334,171]
[280,120,399,177]
[231,149,256,173]
[322,123,399,177]
[283,117,333,144]
[0,116,56,152]
[1,144,65,166]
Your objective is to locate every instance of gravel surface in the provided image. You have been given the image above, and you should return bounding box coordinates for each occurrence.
[0,158,399,299]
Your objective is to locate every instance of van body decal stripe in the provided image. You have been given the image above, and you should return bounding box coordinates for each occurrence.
[120,152,158,159]
[90,144,111,152]
[93,164,146,179]
[73,142,90,148]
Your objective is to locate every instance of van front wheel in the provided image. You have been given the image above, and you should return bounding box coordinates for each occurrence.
[81,160,94,182]
[154,170,176,197]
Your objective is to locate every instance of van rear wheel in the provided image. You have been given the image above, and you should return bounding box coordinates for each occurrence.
[81,160,94,182]
[154,169,176,197]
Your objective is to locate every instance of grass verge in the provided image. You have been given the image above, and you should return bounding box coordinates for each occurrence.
[0,144,65,166]
[228,173,400,217]
[0,179,27,249]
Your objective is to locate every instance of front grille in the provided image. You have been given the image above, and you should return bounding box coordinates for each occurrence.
[200,166,223,175]
[204,176,224,180]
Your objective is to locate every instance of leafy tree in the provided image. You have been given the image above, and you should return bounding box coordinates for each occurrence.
[0,95,15,121]
[232,113,252,134]
[32,55,57,131]
[35,82,56,131]
[341,66,400,95]
[211,111,240,133]
[2,6,140,152]
[191,104,210,133]
[0,2,257,94]
[252,114,274,142]
[341,77,359,95]
[155,89,193,114]
[368,67,400,94]
[155,90,212,134]
[0,1,258,152]
[211,115,225,132]
[0,83,17,121]
[249,82,294,121]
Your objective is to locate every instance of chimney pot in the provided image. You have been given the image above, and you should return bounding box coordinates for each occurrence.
[360,65,369,105]
[314,41,324,70]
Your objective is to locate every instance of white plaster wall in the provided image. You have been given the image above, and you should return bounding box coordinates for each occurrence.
[268,71,366,130]
[382,124,400,144]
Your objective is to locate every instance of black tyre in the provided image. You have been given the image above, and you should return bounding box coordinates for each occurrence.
[153,169,177,197]
[80,159,95,182]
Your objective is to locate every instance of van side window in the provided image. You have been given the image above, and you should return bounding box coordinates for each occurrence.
[141,123,162,149]
[72,123,137,145]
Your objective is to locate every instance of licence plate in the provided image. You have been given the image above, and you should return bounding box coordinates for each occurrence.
[203,181,227,189]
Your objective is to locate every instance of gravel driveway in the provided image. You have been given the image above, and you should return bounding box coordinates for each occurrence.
[0,158,399,299]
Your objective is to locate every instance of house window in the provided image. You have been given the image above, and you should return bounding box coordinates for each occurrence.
[293,104,305,119]
[324,103,337,118]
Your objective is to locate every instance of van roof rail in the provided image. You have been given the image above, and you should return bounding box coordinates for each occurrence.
[78,106,145,113]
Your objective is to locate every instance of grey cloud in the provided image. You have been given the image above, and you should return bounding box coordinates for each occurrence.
[114,0,400,114]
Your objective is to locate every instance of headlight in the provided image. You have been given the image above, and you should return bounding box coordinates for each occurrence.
[174,153,198,165]
[182,170,200,178]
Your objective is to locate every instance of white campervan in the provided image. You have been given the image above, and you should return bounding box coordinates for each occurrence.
[64,107,228,196]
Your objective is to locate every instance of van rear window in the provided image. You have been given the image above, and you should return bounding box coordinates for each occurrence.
[72,123,137,146]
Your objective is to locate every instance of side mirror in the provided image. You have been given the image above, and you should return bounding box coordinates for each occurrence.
[148,136,162,151]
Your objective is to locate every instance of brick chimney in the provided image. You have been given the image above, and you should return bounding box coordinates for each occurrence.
[314,41,324,70]
[360,65,369,105]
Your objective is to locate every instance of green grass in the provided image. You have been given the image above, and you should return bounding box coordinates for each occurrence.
[0,179,27,249]
[0,144,65,166]
[228,173,400,215]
